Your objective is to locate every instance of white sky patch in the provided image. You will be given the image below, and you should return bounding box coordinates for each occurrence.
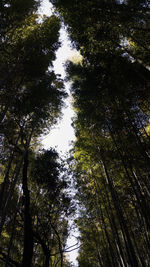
[41,6,82,155]
[40,1,79,266]
[38,0,53,16]
[42,26,76,155]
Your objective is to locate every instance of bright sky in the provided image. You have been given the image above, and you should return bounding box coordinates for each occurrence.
[39,1,79,265]
[40,1,77,155]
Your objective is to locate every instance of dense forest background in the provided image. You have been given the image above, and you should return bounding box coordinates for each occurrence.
[0,0,150,266]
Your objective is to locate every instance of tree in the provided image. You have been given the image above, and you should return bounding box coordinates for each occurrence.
[0,149,72,267]
[50,0,150,265]
[0,1,72,266]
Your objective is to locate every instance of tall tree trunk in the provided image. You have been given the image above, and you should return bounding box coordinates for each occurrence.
[5,199,20,267]
[45,253,50,267]
[92,176,118,266]
[50,222,63,267]
[0,154,24,237]
[0,129,33,237]
[33,230,50,267]
[0,132,21,213]
[108,124,150,230]
[21,150,33,267]
[100,149,139,267]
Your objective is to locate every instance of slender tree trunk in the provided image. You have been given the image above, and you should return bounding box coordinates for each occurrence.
[5,199,20,267]
[100,150,139,267]
[91,176,117,266]
[21,150,33,267]
[0,154,24,236]
[45,254,50,267]
[50,223,63,267]
[33,231,50,267]
[103,185,127,267]
[0,131,21,211]
[108,124,150,230]
[0,129,33,237]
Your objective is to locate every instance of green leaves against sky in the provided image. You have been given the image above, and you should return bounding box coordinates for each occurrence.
[0,0,150,266]
[50,0,150,266]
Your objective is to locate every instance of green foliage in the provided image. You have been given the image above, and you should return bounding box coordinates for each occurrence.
[0,1,71,266]
[50,0,150,266]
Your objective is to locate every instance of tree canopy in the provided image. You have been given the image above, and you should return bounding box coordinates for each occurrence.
[0,1,72,266]
[50,0,150,266]
[1,0,150,266]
